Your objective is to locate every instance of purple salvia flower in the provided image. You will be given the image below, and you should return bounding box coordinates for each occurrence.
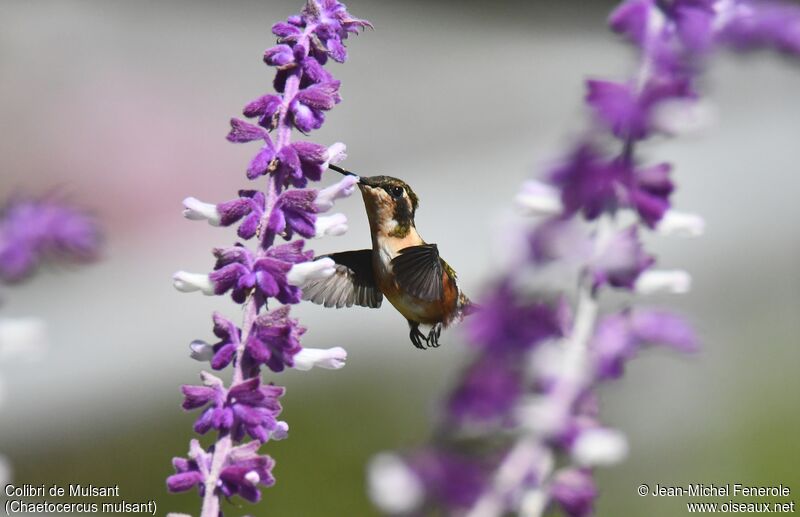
[169,1,368,514]
[0,196,101,283]
[268,189,318,241]
[217,190,266,240]
[447,353,523,424]
[467,282,566,352]
[245,306,305,373]
[408,450,489,512]
[549,468,597,517]
[590,309,698,381]
[168,439,276,503]
[181,372,286,442]
[208,241,312,306]
[588,226,655,291]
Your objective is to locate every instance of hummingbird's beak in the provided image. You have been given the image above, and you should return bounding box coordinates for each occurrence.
[328,164,361,180]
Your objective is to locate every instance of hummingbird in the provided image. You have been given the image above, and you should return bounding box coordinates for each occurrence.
[300,164,474,349]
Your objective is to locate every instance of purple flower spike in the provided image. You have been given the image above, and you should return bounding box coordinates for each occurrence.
[169,1,368,514]
[363,0,800,513]
[0,196,101,283]
[246,306,305,372]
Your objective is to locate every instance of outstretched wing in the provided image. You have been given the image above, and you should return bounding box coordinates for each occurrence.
[302,249,383,308]
[391,244,449,302]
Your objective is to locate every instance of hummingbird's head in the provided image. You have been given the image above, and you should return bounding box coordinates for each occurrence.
[357,175,419,238]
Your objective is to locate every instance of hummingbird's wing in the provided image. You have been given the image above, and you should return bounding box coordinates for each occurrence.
[301,249,383,308]
[391,244,450,302]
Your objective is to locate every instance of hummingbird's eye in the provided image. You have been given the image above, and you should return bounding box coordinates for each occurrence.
[387,185,404,198]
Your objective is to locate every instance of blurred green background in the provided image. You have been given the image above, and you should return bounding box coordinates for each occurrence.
[0,0,798,515]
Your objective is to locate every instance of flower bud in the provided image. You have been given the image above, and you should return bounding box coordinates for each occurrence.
[182,197,222,226]
[173,271,215,295]
[286,258,336,286]
[635,269,691,294]
[293,347,347,371]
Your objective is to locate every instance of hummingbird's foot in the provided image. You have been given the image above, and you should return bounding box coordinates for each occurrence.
[408,322,427,350]
[426,323,442,348]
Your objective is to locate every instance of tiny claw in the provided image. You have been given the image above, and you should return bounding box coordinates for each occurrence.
[426,323,443,348]
[408,322,428,350]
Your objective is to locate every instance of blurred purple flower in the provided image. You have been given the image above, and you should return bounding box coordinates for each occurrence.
[549,468,597,517]
[590,309,697,380]
[447,353,523,424]
[589,226,655,291]
[467,282,567,352]
[369,1,800,515]
[409,451,488,511]
[550,145,674,226]
[0,196,100,283]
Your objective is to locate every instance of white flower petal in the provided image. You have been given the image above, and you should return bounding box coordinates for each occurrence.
[515,180,563,216]
[0,317,48,362]
[325,142,347,166]
[200,371,224,388]
[315,175,359,212]
[314,213,348,238]
[293,347,347,371]
[635,270,691,295]
[173,271,215,295]
[189,340,214,362]
[244,471,260,486]
[572,428,629,467]
[652,98,716,136]
[367,453,424,515]
[286,258,336,286]
[519,489,549,517]
[656,210,705,237]
[182,197,221,226]
[272,421,289,441]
